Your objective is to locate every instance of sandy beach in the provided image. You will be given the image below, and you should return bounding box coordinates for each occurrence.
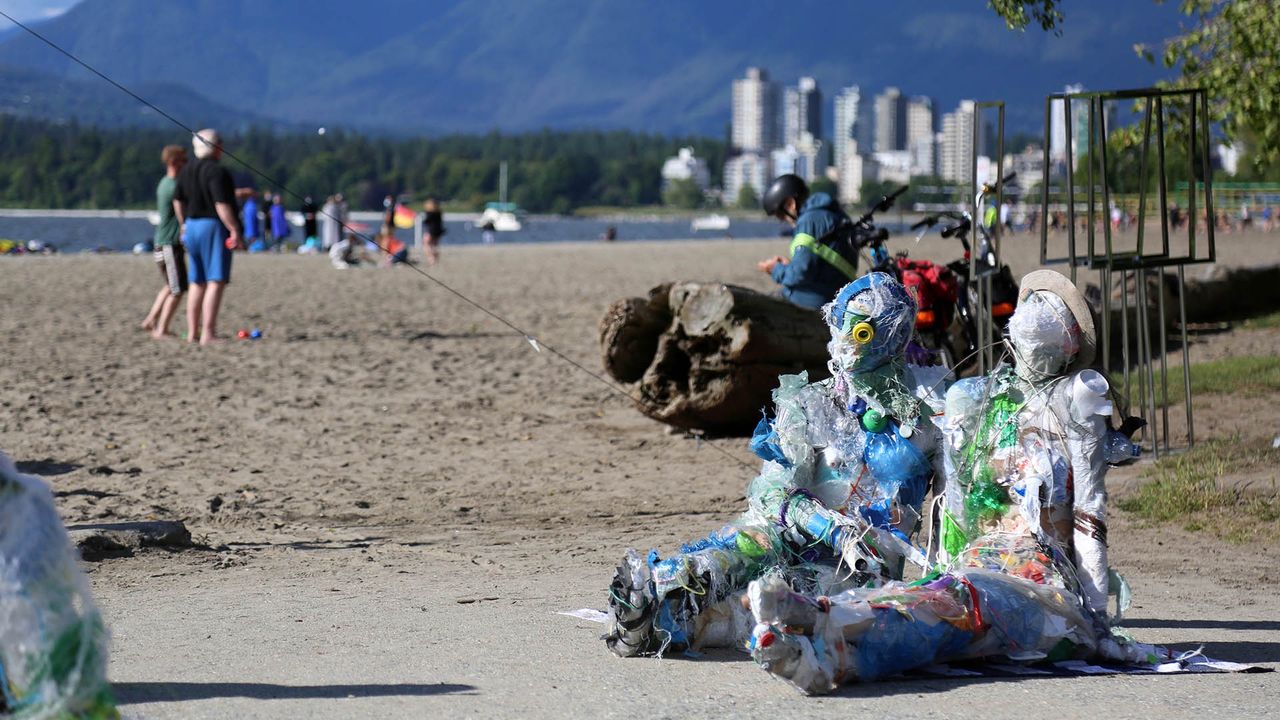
[2,232,1278,719]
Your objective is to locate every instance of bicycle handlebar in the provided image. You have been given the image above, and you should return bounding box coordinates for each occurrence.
[858,185,909,224]
[941,218,971,239]
[981,172,1018,194]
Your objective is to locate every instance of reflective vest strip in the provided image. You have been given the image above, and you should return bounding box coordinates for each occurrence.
[789,233,858,281]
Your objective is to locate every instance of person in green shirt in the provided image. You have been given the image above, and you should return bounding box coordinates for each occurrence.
[141,144,188,338]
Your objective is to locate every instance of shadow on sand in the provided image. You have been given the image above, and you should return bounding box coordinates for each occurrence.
[114,681,476,704]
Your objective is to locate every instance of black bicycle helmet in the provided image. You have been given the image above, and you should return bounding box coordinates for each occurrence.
[762,173,809,217]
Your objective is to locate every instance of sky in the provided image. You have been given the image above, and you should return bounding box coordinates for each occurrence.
[0,0,67,22]
[0,0,1191,138]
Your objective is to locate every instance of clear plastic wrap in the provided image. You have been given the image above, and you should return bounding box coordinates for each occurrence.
[747,542,1099,695]
[0,453,117,719]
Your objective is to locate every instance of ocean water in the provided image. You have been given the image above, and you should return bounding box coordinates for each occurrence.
[0,214,803,254]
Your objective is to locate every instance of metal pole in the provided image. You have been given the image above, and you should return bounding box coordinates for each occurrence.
[1187,95,1198,261]
[1136,98,1152,259]
[1155,97,1170,259]
[1087,100,1097,267]
[1041,96,1052,268]
[1098,98,1114,265]
[1137,271,1160,458]
[971,104,985,375]
[1120,269,1132,410]
[1064,97,1075,280]
[989,104,1006,372]
[1156,270,1170,449]
[1200,91,1216,264]
[1100,267,1112,375]
[1177,265,1194,446]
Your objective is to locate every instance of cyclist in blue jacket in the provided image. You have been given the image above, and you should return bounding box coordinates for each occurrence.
[758,174,859,309]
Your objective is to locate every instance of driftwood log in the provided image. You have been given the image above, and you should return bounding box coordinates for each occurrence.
[599,282,831,434]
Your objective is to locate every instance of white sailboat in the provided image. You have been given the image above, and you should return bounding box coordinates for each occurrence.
[472,161,524,232]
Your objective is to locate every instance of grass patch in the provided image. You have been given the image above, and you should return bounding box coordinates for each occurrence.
[1241,311,1280,330]
[1124,355,1280,408]
[1117,437,1280,542]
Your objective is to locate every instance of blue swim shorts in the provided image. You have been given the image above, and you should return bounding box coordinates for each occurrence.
[183,217,233,284]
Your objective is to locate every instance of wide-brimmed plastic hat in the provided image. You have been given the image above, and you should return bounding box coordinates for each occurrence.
[1013,267,1095,368]
[1017,269,1096,372]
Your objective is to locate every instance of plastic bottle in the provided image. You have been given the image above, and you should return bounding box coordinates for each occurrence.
[1103,430,1141,465]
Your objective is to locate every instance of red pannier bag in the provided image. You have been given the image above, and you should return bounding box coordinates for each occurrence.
[895,258,958,331]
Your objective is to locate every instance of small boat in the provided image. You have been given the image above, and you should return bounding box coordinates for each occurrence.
[473,202,524,232]
[690,214,730,232]
[471,161,524,232]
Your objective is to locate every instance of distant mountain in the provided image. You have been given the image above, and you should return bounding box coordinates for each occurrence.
[0,0,1185,136]
[0,64,279,131]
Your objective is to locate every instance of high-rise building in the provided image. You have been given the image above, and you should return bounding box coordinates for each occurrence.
[873,87,907,153]
[856,99,875,157]
[772,132,827,184]
[832,86,861,170]
[723,152,770,207]
[1049,82,1121,170]
[837,139,866,205]
[1050,84,1086,164]
[939,100,985,183]
[783,76,822,149]
[906,96,936,177]
[731,67,781,154]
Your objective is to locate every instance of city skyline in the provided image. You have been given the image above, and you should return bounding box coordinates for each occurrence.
[723,66,1057,203]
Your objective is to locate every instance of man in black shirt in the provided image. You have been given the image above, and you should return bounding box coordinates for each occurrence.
[172,128,242,345]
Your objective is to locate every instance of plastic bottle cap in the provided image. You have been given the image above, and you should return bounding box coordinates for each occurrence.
[851,321,875,344]
[861,408,888,433]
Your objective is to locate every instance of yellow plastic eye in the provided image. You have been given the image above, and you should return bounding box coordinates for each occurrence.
[851,321,875,344]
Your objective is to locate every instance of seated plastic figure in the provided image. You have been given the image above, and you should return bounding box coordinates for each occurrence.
[606,272,950,657]
[746,270,1155,694]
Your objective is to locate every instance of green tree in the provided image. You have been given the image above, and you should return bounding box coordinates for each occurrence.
[989,0,1280,170]
[810,177,839,200]
[663,178,703,209]
[735,183,759,210]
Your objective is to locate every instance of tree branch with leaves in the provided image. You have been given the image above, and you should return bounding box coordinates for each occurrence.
[988,0,1280,171]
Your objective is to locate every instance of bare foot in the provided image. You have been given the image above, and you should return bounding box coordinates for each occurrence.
[142,318,156,331]
[150,329,177,340]
[199,335,224,346]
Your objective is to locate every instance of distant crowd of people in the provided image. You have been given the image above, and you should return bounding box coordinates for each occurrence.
[140,129,448,343]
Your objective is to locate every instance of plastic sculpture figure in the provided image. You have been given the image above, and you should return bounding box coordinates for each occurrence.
[746,270,1153,694]
[606,272,950,657]
[0,452,117,718]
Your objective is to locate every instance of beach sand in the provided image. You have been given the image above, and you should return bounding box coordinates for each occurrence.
[1,233,1278,719]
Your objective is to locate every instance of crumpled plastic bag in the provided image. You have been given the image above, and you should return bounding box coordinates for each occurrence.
[0,452,117,719]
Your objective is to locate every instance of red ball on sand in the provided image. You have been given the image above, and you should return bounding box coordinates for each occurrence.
[237,329,249,339]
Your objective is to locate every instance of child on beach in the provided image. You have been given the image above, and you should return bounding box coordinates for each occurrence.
[329,231,361,269]
[141,144,188,339]
[378,225,410,267]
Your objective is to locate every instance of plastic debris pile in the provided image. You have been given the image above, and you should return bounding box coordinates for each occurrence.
[604,270,1251,694]
[607,273,950,657]
[0,453,117,719]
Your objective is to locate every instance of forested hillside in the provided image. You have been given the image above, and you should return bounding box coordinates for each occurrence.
[0,116,723,212]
